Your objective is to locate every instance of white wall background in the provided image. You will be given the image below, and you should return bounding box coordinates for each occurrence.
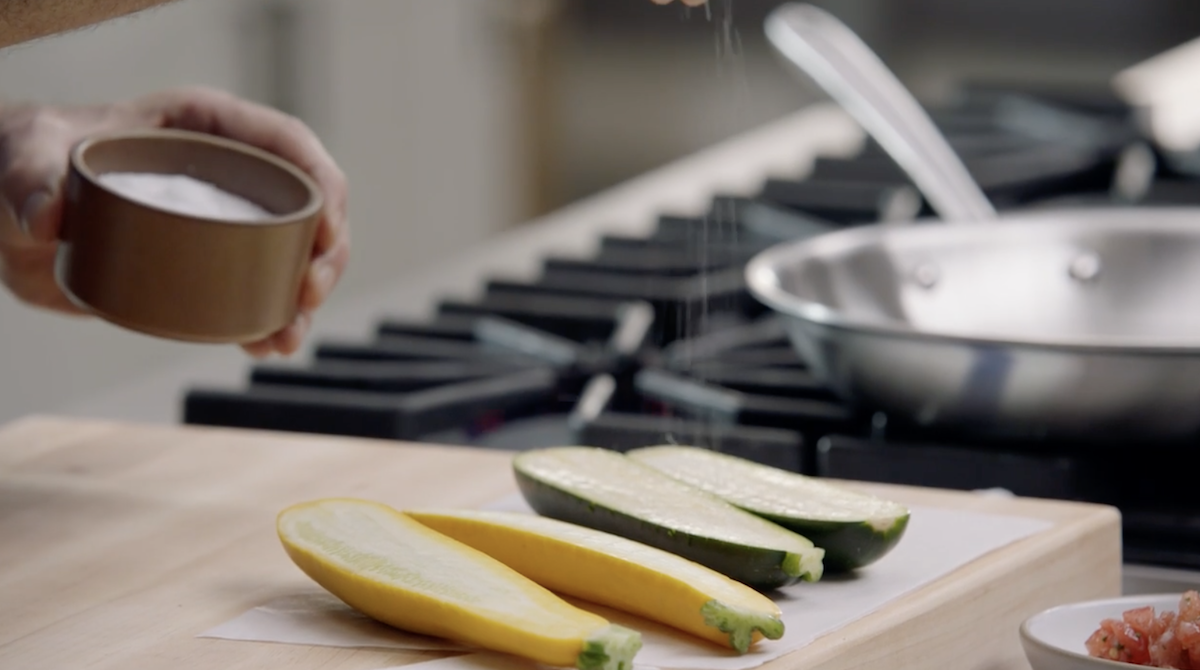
[0,0,525,426]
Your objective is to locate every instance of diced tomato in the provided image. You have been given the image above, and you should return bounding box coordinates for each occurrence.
[1154,611,1178,641]
[1086,593,1200,668]
[1127,606,1157,630]
[1115,620,1153,665]
[1181,592,1200,622]
[1087,618,1151,664]
[1150,629,1188,670]
[1086,626,1115,659]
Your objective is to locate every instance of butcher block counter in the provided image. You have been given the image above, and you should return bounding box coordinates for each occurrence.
[0,415,1121,670]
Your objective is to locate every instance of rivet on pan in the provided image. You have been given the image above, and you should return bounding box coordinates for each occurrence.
[1069,252,1101,282]
[913,263,940,289]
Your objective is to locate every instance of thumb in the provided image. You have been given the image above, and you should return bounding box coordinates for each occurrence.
[19,187,64,244]
[0,118,76,246]
[0,155,68,245]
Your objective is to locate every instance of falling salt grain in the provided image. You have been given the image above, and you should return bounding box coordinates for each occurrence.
[98,172,272,222]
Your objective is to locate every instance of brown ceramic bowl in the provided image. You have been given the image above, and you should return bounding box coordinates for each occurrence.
[56,128,322,343]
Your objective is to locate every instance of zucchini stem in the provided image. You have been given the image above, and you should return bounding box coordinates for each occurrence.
[782,550,825,583]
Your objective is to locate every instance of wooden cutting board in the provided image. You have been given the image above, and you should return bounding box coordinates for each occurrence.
[0,415,1121,670]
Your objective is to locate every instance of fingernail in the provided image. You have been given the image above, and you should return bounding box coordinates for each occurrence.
[242,340,273,359]
[277,313,310,357]
[316,264,336,293]
[20,191,52,240]
[307,264,336,307]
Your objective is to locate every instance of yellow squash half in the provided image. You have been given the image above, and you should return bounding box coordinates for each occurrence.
[277,498,642,670]
[407,508,785,653]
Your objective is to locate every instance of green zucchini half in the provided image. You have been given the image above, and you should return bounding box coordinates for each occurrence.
[628,446,910,572]
[512,446,824,591]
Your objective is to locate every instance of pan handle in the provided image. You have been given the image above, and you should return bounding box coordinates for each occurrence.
[765,3,997,224]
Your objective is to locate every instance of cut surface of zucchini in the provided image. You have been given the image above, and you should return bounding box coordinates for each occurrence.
[512,447,824,590]
[628,445,910,571]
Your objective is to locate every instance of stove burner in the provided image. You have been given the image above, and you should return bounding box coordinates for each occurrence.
[183,82,1200,571]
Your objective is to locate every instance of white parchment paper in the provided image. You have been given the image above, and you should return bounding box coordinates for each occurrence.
[375,651,662,670]
[376,651,663,670]
[199,494,1053,670]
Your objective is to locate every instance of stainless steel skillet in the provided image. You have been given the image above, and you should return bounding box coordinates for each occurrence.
[745,3,1200,440]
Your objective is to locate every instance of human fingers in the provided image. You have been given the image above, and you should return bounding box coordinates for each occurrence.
[135,86,348,259]
[0,101,152,315]
[0,106,87,245]
[246,226,348,357]
[0,240,89,314]
[133,86,349,353]
[0,102,153,247]
[240,311,310,358]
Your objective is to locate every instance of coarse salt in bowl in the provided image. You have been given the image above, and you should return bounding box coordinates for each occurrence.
[96,173,274,222]
[57,128,323,343]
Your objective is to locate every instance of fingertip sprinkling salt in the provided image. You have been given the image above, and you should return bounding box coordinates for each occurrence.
[98,172,272,222]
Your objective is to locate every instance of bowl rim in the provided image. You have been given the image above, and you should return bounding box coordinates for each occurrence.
[69,127,324,227]
[1019,592,1187,669]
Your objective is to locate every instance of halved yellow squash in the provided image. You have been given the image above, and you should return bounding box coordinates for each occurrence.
[406,508,785,653]
[277,498,642,670]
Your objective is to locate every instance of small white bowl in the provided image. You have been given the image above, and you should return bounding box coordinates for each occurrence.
[1020,593,1185,670]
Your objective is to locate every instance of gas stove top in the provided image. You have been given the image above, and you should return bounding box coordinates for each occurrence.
[184,81,1200,573]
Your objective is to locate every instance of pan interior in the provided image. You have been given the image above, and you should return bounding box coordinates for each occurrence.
[764,208,1200,350]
